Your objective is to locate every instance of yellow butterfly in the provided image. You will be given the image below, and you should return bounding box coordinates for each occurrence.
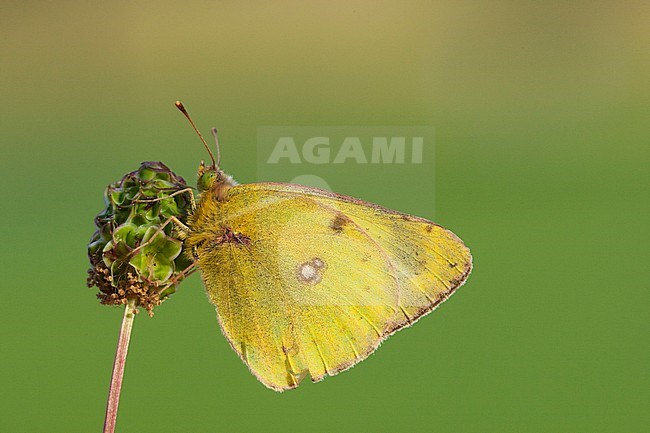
[175,102,472,391]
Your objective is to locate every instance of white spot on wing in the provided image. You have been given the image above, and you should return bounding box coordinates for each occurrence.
[301,264,317,280]
[297,258,326,285]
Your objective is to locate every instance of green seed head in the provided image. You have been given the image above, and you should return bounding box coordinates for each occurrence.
[87,161,193,315]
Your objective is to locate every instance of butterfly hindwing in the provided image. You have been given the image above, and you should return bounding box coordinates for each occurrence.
[189,183,472,391]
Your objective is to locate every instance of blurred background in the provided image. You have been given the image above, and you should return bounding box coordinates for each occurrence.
[1,1,647,432]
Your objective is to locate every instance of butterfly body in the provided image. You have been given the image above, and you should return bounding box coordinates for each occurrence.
[186,166,472,391]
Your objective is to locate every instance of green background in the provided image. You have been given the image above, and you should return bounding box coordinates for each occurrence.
[1,1,647,432]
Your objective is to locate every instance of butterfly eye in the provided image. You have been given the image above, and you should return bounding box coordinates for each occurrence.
[197,171,217,191]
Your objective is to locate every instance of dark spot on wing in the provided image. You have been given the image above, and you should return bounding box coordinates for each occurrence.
[241,341,248,362]
[212,226,251,247]
[330,212,349,233]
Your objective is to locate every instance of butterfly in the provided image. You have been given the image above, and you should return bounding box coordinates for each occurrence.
[174,102,472,391]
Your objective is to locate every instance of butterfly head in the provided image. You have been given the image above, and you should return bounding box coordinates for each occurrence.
[197,161,218,191]
[197,161,237,197]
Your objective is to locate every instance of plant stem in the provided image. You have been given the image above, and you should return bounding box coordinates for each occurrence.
[103,298,137,433]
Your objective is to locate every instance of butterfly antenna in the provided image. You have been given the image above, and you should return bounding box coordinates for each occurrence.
[174,101,217,167]
[211,127,221,167]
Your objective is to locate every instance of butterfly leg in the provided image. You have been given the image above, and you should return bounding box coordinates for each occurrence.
[168,215,192,235]
[156,259,198,294]
[134,187,197,211]
[130,215,191,256]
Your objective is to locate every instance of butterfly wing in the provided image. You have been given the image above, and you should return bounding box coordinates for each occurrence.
[189,183,472,391]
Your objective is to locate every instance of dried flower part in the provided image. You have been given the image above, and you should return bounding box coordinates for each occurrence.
[87,162,193,315]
